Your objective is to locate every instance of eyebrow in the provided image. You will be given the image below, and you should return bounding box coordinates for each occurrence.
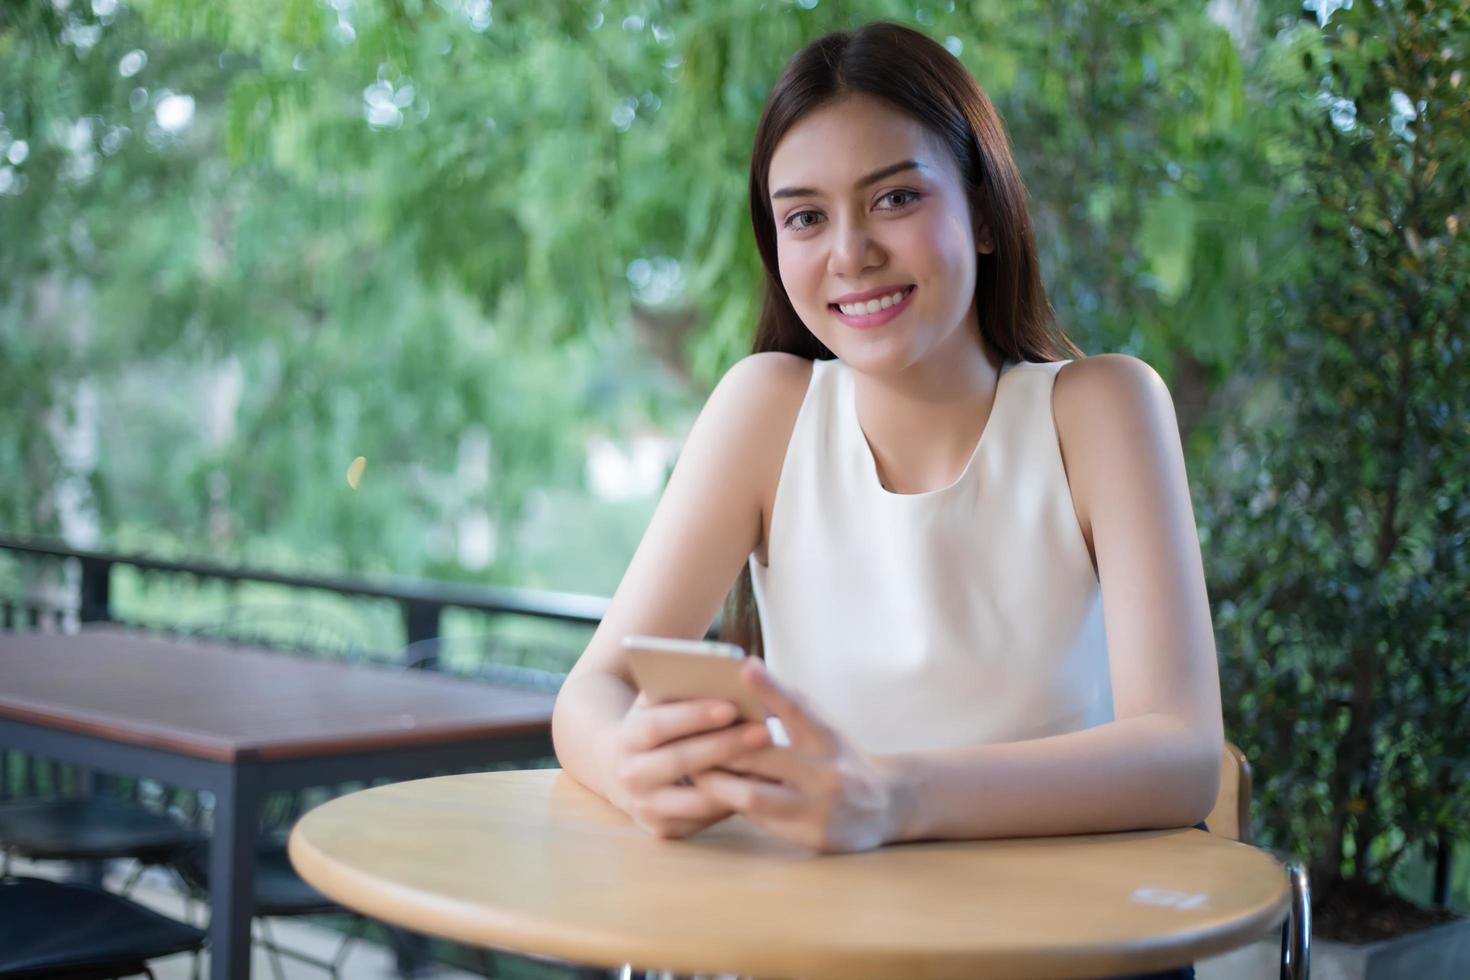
[770,159,926,200]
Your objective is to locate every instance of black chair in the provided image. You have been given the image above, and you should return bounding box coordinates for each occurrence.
[0,875,206,979]
[0,794,207,895]
[169,841,364,980]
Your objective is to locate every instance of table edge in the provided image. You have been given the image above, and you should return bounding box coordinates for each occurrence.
[0,700,551,764]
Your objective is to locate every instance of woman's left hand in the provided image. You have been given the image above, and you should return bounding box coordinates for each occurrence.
[690,660,905,853]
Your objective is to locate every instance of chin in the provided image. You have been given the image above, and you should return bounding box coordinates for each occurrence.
[827,337,923,377]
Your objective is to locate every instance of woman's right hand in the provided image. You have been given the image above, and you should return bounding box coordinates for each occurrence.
[610,695,773,839]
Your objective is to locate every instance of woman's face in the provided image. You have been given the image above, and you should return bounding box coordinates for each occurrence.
[767,93,992,376]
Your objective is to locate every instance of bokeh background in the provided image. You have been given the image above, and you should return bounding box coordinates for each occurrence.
[3,0,1466,956]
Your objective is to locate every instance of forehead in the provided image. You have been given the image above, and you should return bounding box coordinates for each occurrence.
[768,94,952,192]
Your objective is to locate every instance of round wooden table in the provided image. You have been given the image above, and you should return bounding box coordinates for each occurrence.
[288,770,1288,979]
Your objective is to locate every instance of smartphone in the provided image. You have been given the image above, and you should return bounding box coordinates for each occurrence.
[621,634,767,723]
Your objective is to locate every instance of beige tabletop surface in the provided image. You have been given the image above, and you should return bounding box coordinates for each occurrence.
[289,769,1289,979]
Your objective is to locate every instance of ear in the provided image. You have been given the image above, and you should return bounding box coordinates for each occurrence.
[975,221,996,255]
[967,193,996,254]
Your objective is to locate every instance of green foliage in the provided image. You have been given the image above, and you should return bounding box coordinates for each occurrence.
[2,0,1267,574]
[1199,0,1470,900]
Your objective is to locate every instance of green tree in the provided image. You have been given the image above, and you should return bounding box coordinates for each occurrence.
[2,0,1262,583]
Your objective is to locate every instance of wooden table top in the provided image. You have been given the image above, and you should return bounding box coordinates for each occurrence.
[0,629,556,763]
[288,769,1290,979]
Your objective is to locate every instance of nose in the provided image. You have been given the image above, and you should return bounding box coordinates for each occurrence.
[826,214,884,279]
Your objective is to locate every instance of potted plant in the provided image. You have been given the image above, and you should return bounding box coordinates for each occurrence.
[1200,0,1469,975]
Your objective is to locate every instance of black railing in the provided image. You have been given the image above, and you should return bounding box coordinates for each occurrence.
[0,533,611,646]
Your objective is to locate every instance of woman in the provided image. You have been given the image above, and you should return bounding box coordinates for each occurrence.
[552,17,1222,919]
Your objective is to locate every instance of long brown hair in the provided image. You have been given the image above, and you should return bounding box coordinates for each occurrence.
[721,21,1082,658]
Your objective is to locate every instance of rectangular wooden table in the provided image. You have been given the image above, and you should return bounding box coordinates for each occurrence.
[0,627,557,980]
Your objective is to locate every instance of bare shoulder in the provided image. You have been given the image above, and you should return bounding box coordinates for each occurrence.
[718,350,815,406]
[682,351,814,482]
[1053,352,1173,426]
[705,351,813,448]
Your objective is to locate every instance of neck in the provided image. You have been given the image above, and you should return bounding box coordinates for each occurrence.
[852,330,1003,494]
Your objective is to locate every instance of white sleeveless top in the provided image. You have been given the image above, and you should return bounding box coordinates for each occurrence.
[748,356,1113,756]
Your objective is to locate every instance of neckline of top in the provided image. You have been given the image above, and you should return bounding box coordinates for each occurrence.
[839,357,1018,500]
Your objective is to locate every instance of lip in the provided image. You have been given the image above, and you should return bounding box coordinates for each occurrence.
[830,285,916,330]
[830,283,915,305]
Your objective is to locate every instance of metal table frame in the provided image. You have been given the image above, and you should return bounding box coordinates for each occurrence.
[0,716,552,979]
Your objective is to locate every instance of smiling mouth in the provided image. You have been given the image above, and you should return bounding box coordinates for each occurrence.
[829,285,916,317]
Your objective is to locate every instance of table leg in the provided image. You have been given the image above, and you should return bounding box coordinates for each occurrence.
[72,767,106,886]
[210,764,262,980]
[390,927,434,977]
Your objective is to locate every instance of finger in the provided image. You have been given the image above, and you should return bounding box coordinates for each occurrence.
[740,661,834,753]
[624,698,740,752]
[646,815,729,840]
[721,746,802,784]
[624,721,770,791]
[692,769,802,819]
[637,784,735,823]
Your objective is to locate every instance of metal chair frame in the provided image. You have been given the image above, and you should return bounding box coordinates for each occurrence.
[1213,742,1311,980]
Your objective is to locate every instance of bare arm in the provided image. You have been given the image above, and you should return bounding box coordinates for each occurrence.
[885,354,1224,840]
[551,353,811,820]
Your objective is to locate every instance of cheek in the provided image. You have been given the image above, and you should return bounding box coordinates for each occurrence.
[911,215,976,303]
[775,241,838,341]
[776,241,824,308]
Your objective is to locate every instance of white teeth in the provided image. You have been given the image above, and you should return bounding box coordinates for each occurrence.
[837,287,911,317]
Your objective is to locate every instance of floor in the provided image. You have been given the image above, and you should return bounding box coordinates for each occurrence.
[1196,932,1283,978]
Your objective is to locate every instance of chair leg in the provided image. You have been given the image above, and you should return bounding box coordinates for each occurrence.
[260,918,289,980]
[248,914,363,978]
[1280,860,1311,980]
[329,915,368,976]
[118,859,147,896]
[167,865,203,928]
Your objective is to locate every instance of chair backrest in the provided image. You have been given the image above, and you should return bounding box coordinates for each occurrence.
[398,635,569,691]
[1205,741,1253,843]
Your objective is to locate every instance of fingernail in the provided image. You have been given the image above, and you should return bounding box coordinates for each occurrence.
[710,703,736,724]
[743,724,768,746]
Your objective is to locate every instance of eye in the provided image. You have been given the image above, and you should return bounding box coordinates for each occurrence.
[877,189,921,210]
[783,210,822,231]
